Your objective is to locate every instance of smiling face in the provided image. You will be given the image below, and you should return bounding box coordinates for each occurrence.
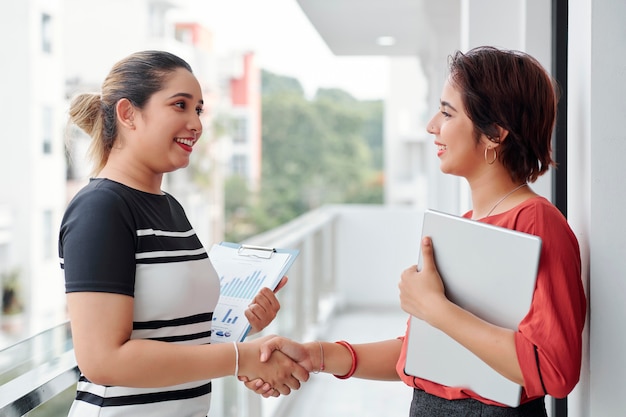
[426,78,490,181]
[129,68,204,175]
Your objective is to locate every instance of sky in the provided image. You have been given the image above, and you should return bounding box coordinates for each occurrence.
[186,0,389,100]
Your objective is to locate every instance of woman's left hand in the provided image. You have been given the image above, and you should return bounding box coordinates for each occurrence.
[245,276,288,334]
[399,237,448,324]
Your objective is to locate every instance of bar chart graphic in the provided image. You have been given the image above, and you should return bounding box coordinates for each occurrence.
[217,308,238,324]
[219,270,267,300]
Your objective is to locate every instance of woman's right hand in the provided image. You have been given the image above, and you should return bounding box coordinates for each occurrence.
[258,337,317,371]
[399,236,449,326]
[240,336,318,398]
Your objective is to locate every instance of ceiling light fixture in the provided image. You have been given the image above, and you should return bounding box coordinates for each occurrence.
[376,36,396,46]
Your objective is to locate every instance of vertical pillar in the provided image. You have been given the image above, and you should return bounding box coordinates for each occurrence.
[589,0,626,415]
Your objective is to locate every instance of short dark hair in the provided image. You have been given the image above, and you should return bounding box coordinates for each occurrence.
[69,50,193,174]
[448,46,557,183]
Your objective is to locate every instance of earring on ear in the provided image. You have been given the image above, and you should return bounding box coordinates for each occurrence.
[484,146,497,165]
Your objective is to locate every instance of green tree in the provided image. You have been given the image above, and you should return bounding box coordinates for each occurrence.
[257,92,325,228]
[261,70,305,97]
[224,70,384,239]
[223,176,252,242]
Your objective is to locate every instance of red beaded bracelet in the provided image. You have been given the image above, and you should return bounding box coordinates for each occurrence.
[333,340,357,379]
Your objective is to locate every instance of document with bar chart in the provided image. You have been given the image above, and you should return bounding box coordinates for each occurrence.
[208,242,299,343]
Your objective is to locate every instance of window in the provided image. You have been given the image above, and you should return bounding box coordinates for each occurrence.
[231,154,248,178]
[175,26,193,44]
[148,3,166,38]
[232,117,248,144]
[41,14,52,53]
[42,106,53,154]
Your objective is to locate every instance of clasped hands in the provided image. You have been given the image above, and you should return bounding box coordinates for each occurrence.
[237,336,320,398]
[239,276,315,396]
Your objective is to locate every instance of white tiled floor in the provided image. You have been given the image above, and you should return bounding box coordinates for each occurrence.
[276,307,414,417]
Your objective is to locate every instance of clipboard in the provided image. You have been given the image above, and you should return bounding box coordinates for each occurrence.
[208,242,299,343]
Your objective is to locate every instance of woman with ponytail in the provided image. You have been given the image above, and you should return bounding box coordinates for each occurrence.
[59,50,307,417]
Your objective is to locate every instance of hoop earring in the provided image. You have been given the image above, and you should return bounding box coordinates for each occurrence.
[485,146,497,165]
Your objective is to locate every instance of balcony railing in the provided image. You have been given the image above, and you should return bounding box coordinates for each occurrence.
[0,204,423,417]
[0,322,77,417]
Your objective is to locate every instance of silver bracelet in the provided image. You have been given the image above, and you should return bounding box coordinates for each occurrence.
[233,341,239,377]
[313,341,325,374]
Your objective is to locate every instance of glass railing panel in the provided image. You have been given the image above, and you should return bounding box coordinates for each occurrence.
[0,321,73,385]
[0,321,76,417]
[27,383,76,417]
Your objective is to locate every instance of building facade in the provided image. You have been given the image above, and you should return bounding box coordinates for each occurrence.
[0,0,67,340]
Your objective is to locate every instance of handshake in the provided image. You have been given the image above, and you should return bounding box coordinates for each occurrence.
[233,336,358,398]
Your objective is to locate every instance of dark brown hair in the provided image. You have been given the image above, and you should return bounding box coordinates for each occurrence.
[68,50,193,175]
[448,46,558,183]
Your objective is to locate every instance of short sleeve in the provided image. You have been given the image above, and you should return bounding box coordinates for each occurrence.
[59,187,137,296]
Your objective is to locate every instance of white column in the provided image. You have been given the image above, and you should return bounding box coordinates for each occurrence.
[587,0,626,415]
[566,1,591,414]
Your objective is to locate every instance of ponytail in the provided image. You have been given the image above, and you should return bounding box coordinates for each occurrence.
[68,93,114,175]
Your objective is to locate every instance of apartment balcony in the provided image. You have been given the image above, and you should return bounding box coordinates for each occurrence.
[0,204,422,417]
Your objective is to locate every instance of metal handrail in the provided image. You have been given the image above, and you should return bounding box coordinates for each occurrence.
[0,321,78,416]
[0,350,78,416]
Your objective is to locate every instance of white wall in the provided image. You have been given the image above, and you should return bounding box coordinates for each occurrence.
[334,206,422,309]
[586,1,626,416]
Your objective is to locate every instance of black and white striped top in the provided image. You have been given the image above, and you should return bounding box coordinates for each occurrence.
[59,178,220,417]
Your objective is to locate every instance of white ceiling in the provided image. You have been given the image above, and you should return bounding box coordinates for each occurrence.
[295,0,460,57]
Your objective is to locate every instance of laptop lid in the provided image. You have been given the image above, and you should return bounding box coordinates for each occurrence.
[404,209,542,407]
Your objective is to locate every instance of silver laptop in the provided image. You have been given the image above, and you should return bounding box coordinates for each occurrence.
[404,209,542,407]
